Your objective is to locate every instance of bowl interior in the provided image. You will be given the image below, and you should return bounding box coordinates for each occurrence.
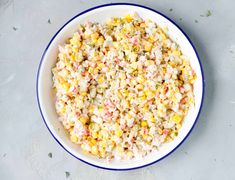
[37,4,203,170]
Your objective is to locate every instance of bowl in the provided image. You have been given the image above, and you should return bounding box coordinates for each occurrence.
[36,3,204,170]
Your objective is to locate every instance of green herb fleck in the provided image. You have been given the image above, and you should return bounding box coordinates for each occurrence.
[179,18,183,21]
[169,8,173,12]
[65,171,70,178]
[195,20,198,23]
[206,10,212,17]
[48,152,52,158]
[12,27,18,31]
[48,19,51,24]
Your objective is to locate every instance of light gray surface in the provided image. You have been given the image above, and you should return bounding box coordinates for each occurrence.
[0,0,235,179]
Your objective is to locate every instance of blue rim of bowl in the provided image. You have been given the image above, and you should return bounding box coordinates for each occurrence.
[36,3,205,171]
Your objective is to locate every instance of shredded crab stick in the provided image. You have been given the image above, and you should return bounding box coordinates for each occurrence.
[52,13,196,161]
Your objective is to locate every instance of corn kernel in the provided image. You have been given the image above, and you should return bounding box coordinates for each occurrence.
[144,41,152,52]
[116,129,123,137]
[60,107,66,113]
[91,146,98,155]
[145,89,155,99]
[98,132,103,139]
[124,14,133,22]
[90,138,97,145]
[70,134,78,143]
[80,92,87,96]
[150,117,156,123]
[136,75,145,83]
[79,116,89,124]
[141,121,148,127]
[62,82,70,92]
[157,128,163,135]
[97,62,105,69]
[88,67,94,74]
[98,75,105,84]
[142,104,148,112]
[172,114,182,124]
[92,131,98,139]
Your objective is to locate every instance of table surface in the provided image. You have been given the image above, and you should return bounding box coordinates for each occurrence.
[1,0,235,179]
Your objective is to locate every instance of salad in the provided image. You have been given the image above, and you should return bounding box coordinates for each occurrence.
[52,13,196,160]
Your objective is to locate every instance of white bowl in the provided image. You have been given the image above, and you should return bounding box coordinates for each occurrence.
[36,3,204,170]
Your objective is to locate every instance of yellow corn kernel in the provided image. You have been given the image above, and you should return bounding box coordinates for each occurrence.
[130,62,138,69]
[90,138,97,145]
[121,89,129,97]
[98,106,104,113]
[172,114,182,124]
[98,132,103,139]
[93,67,99,74]
[150,117,156,123]
[88,67,94,74]
[100,140,107,148]
[113,42,119,48]
[144,41,152,52]
[122,43,129,50]
[70,54,76,62]
[116,145,123,152]
[88,106,94,113]
[182,59,190,66]
[148,36,155,43]
[189,76,196,84]
[98,75,105,84]
[62,82,70,92]
[173,50,181,56]
[136,75,145,83]
[160,33,167,40]
[142,104,148,112]
[91,131,98,139]
[127,151,133,158]
[81,144,88,152]
[79,116,89,124]
[97,62,105,69]
[80,92,87,97]
[116,129,123,137]
[145,89,155,99]
[91,146,98,155]
[141,121,148,127]
[157,128,163,135]
[165,136,172,142]
[60,107,66,113]
[124,14,133,22]
[91,32,99,39]
[70,134,78,143]
[97,36,104,45]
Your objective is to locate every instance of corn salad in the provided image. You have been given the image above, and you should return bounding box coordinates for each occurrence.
[52,13,196,161]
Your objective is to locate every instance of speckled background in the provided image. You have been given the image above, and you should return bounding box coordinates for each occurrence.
[0,0,235,179]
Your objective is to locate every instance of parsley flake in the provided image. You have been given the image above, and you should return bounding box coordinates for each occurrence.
[12,27,18,31]
[48,152,52,158]
[206,10,212,17]
[65,171,70,178]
